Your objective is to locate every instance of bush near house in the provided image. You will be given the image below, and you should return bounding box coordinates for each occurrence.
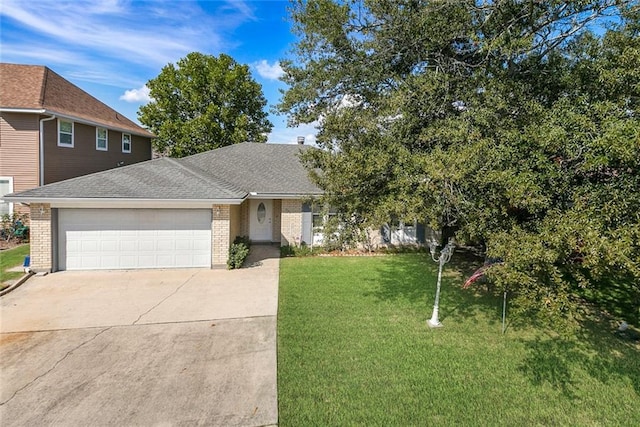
[227,236,251,269]
[1,213,29,249]
[280,243,317,258]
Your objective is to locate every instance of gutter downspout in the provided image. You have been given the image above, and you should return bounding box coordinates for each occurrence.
[39,114,56,186]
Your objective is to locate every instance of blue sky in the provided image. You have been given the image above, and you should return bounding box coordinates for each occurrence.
[0,0,316,144]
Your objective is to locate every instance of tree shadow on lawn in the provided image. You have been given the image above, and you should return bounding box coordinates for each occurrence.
[518,316,640,397]
[368,251,640,397]
[368,249,505,326]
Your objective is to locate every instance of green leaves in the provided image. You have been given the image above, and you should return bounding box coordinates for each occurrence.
[139,52,272,157]
[282,1,640,328]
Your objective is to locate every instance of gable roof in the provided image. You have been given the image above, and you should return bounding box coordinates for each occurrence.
[4,143,322,205]
[0,63,153,138]
[182,143,321,196]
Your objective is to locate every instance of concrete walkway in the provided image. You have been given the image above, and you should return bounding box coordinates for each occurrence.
[0,244,280,426]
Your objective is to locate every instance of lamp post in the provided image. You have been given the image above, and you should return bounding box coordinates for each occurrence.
[427,238,455,328]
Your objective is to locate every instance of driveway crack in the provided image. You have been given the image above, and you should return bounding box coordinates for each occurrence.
[0,326,112,407]
[132,271,198,325]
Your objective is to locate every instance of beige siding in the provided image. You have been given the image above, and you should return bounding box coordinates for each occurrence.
[42,119,152,184]
[0,113,39,215]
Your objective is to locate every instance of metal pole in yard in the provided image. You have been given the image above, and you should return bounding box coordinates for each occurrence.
[427,238,455,328]
[502,291,507,334]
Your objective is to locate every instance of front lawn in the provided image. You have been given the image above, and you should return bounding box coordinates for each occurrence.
[0,244,30,290]
[278,255,639,426]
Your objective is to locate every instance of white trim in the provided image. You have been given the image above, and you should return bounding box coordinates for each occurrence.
[1,197,245,208]
[39,114,56,186]
[0,176,14,216]
[0,108,46,114]
[122,133,131,153]
[0,107,153,138]
[246,193,321,199]
[96,127,108,151]
[57,119,74,148]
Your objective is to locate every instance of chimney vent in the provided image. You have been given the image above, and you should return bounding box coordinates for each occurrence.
[297,136,305,145]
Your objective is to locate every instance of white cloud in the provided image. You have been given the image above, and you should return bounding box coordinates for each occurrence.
[255,60,284,80]
[120,85,152,103]
[0,0,255,83]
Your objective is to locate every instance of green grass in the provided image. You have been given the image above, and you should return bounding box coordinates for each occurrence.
[278,254,640,426]
[0,244,30,288]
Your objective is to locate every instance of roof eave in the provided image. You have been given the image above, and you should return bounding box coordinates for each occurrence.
[246,192,323,199]
[0,107,47,114]
[0,107,154,138]
[3,197,245,208]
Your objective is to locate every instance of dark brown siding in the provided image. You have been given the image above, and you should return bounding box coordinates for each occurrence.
[43,119,152,184]
[0,112,39,215]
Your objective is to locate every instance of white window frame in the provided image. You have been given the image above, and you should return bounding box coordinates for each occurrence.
[58,119,74,148]
[96,127,108,151]
[0,176,14,216]
[122,133,132,153]
[311,204,338,245]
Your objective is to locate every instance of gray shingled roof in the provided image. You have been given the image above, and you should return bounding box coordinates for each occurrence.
[5,143,321,202]
[182,142,322,195]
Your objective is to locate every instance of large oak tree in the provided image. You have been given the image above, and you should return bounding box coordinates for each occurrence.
[140,52,273,157]
[279,0,640,327]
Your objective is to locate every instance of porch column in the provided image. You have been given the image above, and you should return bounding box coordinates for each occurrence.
[30,203,52,272]
[212,204,231,268]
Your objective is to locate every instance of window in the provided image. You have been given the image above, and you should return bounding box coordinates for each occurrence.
[0,177,14,216]
[257,202,266,224]
[122,133,131,153]
[58,119,74,147]
[96,128,108,151]
[312,204,337,229]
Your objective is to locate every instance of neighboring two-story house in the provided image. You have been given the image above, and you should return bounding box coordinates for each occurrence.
[0,63,154,216]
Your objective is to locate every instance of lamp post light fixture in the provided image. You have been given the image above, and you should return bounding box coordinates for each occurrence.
[427,238,456,328]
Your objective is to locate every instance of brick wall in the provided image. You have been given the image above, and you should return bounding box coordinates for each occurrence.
[280,199,302,246]
[212,204,230,267]
[29,203,52,272]
[229,204,241,243]
[272,199,282,242]
[239,200,249,237]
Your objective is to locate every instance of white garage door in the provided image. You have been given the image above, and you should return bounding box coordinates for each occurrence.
[58,209,212,270]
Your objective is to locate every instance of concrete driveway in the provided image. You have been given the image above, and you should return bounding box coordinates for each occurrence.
[0,246,279,426]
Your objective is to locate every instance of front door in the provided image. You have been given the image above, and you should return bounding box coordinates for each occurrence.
[249,199,273,242]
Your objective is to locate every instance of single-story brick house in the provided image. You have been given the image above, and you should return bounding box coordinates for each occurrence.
[3,142,323,271]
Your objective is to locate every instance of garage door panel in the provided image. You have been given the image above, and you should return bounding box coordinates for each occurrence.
[100,240,118,251]
[81,240,99,251]
[139,239,155,251]
[59,209,212,270]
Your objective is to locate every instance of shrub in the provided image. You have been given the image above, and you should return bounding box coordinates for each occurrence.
[1,213,29,243]
[280,243,317,257]
[227,236,251,269]
[233,235,251,246]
